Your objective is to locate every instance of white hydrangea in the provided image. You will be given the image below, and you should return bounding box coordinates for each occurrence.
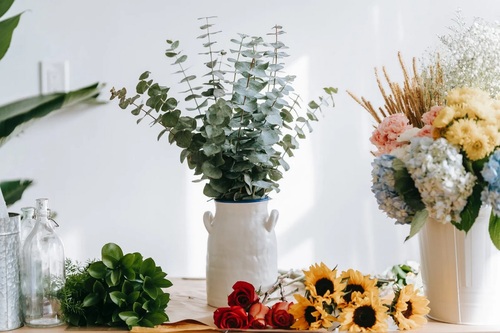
[401,137,476,224]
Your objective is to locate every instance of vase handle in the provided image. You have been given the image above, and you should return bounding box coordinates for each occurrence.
[265,209,279,232]
[203,211,214,233]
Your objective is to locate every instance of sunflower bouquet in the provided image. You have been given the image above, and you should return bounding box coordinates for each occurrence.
[349,13,500,248]
[288,262,429,331]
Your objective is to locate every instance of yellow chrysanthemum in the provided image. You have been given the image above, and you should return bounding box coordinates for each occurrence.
[338,292,389,332]
[446,87,490,105]
[444,118,477,146]
[392,285,430,330]
[432,106,456,128]
[289,294,337,330]
[463,131,495,161]
[303,262,345,304]
[483,124,500,148]
[338,269,378,307]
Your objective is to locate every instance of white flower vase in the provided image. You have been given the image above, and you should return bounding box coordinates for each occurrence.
[418,205,500,324]
[203,198,278,308]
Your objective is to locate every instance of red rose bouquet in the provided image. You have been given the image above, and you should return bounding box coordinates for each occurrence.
[213,281,295,329]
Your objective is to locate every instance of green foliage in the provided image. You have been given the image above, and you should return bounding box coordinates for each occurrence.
[0,0,103,207]
[0,179,32,206]
[58,243,172,329]
[111,18,336,201]
[489,213,500,250]
[0,0,21,61]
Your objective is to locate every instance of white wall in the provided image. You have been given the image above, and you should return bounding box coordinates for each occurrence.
[1,0,499,277]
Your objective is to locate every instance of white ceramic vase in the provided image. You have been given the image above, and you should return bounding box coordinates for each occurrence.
[418,205,500,324]
[203,198,278,308]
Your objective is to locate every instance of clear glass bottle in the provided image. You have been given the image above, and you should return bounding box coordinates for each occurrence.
[21,198,65,327]
[20,207,36,246]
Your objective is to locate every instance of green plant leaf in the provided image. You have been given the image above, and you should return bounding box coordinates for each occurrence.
[0,179,33,206]
[120,253,136,269]
[106,268,122,287]
[109,291,127,306]
[93,280,105,295]
[405,209,428,241]
[0,13,21,61]
[392,158,425,211]
[82,293,101,307]
[102,243,124,269]
[0,82,102,146]
[119,311,140,326]
[143,312,168,325]
[454,184,482,232]
[88,261,107,279]
[126,290,140,304]
[489,212,500,250]
[202,161,222,179]
[140,258,156,277]
[0,0,15,18]
[142,276,158,299]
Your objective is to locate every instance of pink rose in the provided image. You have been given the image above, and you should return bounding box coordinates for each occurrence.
[417,124,434,138]
[370,113,414,155]
[213,306,249,329]
[227,281,259,310]
[422,106,443,125]
[248,302,269,329]
[265,301,295,329]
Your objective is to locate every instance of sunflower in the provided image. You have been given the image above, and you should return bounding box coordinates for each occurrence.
[289,294,337,330]
[391,284,430,330]
[339,269,379,307]
[338,292,389,332]
[303,262,345,304]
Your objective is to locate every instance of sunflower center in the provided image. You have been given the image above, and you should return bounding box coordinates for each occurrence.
[402,301,413,318]
[353,305,377,328]
[344,284,365,303]
[315,278,334,296]
[304,306,317,324]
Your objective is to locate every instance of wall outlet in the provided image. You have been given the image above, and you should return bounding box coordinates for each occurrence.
[39,61,69,94]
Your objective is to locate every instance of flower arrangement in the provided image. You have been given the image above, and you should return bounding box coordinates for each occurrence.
[213,262,429,331]
[110,18,336,201]
[349,13,500,248]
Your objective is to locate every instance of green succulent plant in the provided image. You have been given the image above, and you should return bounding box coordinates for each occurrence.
[59,243,172,328]
[111,17,337,201]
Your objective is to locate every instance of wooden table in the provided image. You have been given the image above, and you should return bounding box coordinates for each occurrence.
[10,277,500,332]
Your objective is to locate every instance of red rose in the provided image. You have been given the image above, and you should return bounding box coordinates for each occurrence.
[213,306,249,329]
[227,281,259,310]
[248,302,270,329]
[265,301,295,329]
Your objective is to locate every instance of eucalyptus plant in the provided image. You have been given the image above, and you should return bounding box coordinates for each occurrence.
[58,243,172,328]
[111,18,336,201]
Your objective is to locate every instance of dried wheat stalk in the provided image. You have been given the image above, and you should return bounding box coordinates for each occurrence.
[348,52,444,127]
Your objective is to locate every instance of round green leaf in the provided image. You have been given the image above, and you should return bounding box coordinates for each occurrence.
[140,258,156,277]
[82,293,100,307]
[88,261,107,279]
[102,243,124,269]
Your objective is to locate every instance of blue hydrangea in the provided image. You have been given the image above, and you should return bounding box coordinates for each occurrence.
[404,137,476,224]
[371,154,415,224]
[481,149,500,216]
